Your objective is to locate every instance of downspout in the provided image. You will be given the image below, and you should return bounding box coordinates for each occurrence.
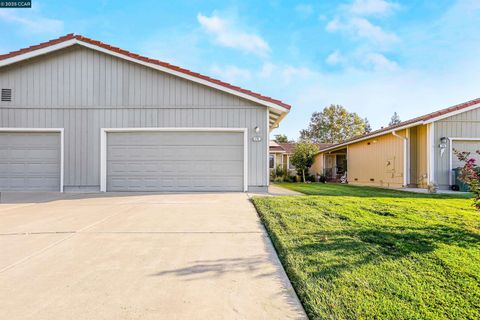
[392,130,408,187]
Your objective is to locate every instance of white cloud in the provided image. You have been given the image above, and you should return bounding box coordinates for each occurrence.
[210,62,317,86]
[325,0,400,61]
[325,18,341,32]
[197,13,270,56]
[350,17,399,44]
[295,4,314,16]
[0,5,63,35]
[347,0,400,17]
[326,50,344,65]
[326,17,398,45]
[280,65,316,83]
[259,62,276,78]
[365,52,399,71]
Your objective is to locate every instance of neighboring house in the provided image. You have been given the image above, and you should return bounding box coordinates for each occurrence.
[311,98,480,190]
[270,141,331,176]
[0,34,290,193]
[269,141,297,175]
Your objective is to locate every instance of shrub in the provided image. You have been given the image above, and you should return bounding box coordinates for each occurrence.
[318,174,327,183]
[273,176,285,183]
[454,149,480,210]
[275,164,286,179]
[271,164,288,182]
[288,175,297,182]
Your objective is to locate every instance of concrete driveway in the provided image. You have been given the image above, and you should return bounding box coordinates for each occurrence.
[0,192,305,320]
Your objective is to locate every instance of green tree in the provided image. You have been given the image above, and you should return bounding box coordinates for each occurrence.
[364,118,372,133]
[389,112,401,126]
[300,105,367,143]
[274,134,290,143]
[290,141,319,183]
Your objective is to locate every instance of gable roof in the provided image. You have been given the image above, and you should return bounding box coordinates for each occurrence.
[0,34,290,128]
[269,141,286,153]
[319,97,480,153]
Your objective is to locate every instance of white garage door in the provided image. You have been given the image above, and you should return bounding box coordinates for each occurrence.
[452,140,480,169]
[0,132,61,191]
[106,131,245,192]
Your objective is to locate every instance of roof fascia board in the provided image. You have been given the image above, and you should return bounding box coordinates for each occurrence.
[0,39,77,67]
[423,103,480,124]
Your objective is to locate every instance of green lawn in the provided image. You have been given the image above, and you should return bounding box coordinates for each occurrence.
[253,183,480,320]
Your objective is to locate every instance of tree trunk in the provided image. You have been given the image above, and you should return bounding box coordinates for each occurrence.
[302,169,306,183]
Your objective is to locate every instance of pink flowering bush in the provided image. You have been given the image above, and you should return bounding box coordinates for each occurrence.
[454,149,480,210]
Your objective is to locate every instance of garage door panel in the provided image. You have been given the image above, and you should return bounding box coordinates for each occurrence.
[108,146,243,161]
[0,132,61,191]
[108,132,243,146]
[0,176,59,191]
[108,176,243,191]
[107,160,243,175]
[107,131,244,192]
[452,140,480,169]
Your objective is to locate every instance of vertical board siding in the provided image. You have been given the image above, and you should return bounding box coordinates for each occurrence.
[434,107,480,188]
[416,125,428,188]
[408,125,428,188]
[0,45,262,108]
[0,46,268,189]
[348,130,405,188]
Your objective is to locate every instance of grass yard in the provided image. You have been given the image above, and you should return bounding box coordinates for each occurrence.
[253,183,480,320]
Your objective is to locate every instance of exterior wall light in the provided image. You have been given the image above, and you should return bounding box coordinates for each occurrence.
[439,137,447,157]
[254,126,260,133]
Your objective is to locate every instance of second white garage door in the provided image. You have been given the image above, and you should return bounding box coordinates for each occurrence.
[452,140,480,169]
[106,131,245,192]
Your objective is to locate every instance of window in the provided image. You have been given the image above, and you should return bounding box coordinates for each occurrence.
[269,154,275,169]
[288,155,295,169]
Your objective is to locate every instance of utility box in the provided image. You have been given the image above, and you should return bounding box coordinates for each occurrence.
[452,168,470,192]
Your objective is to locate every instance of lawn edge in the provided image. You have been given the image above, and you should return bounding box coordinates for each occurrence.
[250,197,314,319]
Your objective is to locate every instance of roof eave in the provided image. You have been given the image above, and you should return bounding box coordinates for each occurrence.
[422,102,480,124]
[317,120,424,154]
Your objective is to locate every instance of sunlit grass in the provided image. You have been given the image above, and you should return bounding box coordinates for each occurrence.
[253,183,480,319]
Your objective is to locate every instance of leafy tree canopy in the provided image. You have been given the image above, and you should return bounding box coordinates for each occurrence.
[300,105,367,143]
[274,134,290,143]
[364,118,372,133]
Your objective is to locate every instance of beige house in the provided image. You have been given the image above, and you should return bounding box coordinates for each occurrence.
[270,141,331,176]
[311,98,480,190]
[269,141,297,175]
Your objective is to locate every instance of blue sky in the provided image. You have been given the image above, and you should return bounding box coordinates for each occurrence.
[1,0,479,139]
